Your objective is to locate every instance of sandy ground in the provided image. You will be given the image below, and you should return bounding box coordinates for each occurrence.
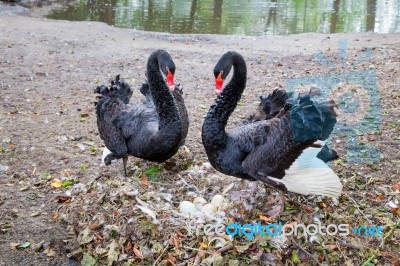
[0,12,399,265]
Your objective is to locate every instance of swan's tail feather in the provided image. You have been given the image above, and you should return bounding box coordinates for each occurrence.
[269,144,342,197]
[259,89,289,118]
[288,93,338,142]
[94,75,133,105]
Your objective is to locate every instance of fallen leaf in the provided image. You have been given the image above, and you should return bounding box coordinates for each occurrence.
[19,186,29,191]
[291,250,301,264]
[51,212,59,220]
[50,179,62,188]
[167,253,176,264]
[62,169,73,176]
[141,174,149,186]
[34,240,45,252]
[62,180,74,188]
[56,195,71,203]
[78,227,94,245]
[133,244,143,259]
[88,221,100,230]
[199,242,208,249]
[392,182,400,190]
[80,112,90,118]
[259,215,273,223]
[31,211,41,217]
[107,240,120,266]
[16,242,31,250]
[326,244,338,250]
[125,241,132,252]
[81,253,96,266]
[95,232,103,240]
[43,247,56,256]
[375,194,385,200]
[172,236,180,249]
[136,204,159,224]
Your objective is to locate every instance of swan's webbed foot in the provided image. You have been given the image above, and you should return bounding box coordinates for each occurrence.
[104,153,129,177]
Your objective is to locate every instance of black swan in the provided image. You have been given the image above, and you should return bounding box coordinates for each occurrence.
[202,51,342,209]
[94,49,188,176]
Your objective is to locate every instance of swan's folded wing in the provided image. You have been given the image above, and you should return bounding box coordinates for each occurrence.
[113,104,159,141]
[236,117,308,179]
[233,118,287,153]
[96,98,128,156]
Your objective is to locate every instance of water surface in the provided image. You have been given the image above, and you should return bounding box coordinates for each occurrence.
[46,0,400,35]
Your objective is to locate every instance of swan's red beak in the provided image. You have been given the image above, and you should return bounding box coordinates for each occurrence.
[215,72,224,95]
[166,69,175,91]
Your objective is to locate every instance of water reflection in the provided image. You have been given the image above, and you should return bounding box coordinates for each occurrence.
[46,0,400,35]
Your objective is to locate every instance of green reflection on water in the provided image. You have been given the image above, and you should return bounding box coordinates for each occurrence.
[46,0,400,35]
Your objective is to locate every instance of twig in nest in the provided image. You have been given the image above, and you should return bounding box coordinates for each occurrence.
[291,239,322,266]
[380,219,399,248]
[338,240,359,249]
[182,246,215,255]
[216,244,234,254]
[362,253,376,266]
[153,243,169,266]
[347,195,372,224]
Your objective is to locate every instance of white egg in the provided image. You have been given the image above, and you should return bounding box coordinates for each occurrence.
[201,203,217,215]
[193,197,207,211]
[211,194,225,209]
[179,201,197,217]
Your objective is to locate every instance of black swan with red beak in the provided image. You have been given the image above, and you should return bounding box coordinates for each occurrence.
[95,49,188,176]
[202,51,342,212]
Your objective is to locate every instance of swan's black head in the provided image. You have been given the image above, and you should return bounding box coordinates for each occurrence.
[213,51,235,95]
[156,50,176,91]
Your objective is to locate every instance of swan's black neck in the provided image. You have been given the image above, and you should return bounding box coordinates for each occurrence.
[147,50,181,131]
[202,52,247,148]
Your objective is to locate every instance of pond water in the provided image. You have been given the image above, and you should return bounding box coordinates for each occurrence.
[46,0,400,35]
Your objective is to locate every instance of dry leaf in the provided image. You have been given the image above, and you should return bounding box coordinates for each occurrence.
[133,244,143,259]
[56,195,72,203]
[62,169,73,176]
[175,230,184,237]
[125,241,132,253]
[172,236,180,249]
[106,240,120,266]
[199,242,208,249]
[283,222,299,232]
[375,194,385,200]
[50,179,62,188]
[88,222,100,230]
[326,244,338,250]
[259,215,273,223]
[167,253,177,264]
[51,212,59,220]
[392,182,400,190]
[95,232,103,240]
[141,174,149,186]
